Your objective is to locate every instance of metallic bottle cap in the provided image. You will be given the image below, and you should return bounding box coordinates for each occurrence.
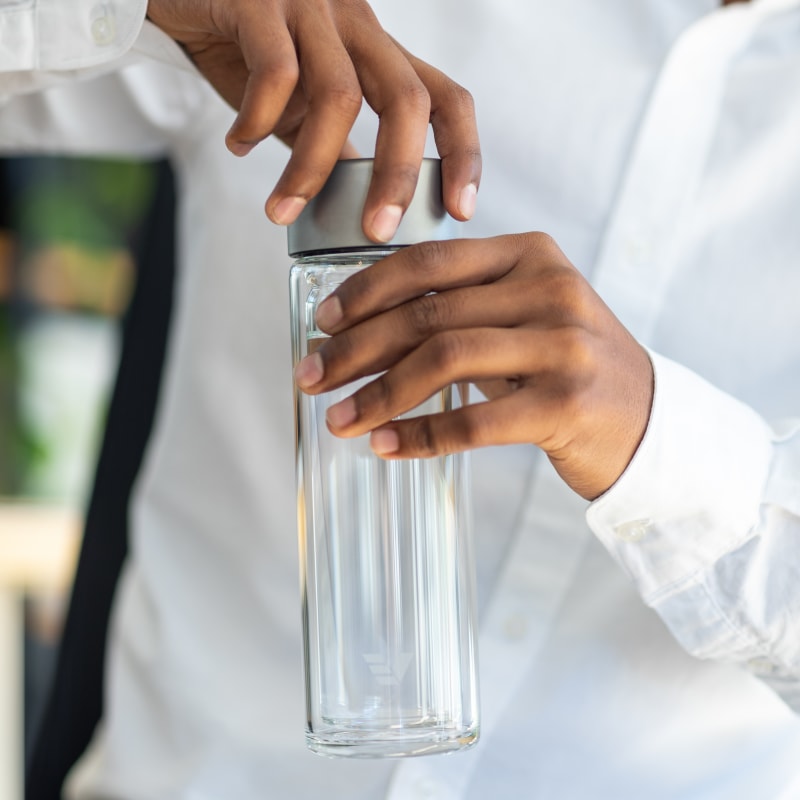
[287,158,453,256]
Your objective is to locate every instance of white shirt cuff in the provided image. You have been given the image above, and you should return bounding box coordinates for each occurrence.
[586,349,773,601]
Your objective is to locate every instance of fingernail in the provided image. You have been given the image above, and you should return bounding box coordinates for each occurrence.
[458,183,478,220]
[228,140,254,158]
[369,204,403,243]
[371,428,399,455]
[326,396,358,429]
[273,196,307,225]
[315,295,343,331]
[294,353,324,388]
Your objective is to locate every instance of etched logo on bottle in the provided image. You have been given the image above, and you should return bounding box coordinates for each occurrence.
[363,652,413,686]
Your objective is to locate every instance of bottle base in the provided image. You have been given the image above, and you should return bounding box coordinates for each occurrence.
[306,727,479,759]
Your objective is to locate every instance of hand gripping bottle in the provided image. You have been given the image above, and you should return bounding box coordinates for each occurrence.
[288,159,479,758]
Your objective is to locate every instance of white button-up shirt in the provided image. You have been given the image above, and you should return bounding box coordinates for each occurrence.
[0,0,144,70]
[3,0,800,797]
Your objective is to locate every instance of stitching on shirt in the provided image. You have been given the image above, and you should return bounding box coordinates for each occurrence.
[697,578,794,672]
[640,499,768,602]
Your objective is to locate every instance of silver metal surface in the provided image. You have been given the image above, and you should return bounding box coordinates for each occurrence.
[287,158,452,256]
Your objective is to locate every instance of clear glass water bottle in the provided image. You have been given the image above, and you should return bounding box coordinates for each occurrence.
[288,159,479,758]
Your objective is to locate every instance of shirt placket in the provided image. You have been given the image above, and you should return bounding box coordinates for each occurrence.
[590,0,797,344]
[387,2,799,798]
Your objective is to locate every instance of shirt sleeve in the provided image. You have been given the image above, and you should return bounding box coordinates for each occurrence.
[0,1,196,103]
[0,0,148,71]
[586,350,800,712]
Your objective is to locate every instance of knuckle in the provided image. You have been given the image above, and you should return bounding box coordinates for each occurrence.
[552,327,597,402]
[405,239,452,276]
[533,230,558,251]
[291,163,334,195]
[559,324,594,368]
[427,331,466,376]
[518,230,571,268]
[464,142,483,166]
[403,294,451,337]
[366,373,394,411]
[403,81,431,117]
[334,0,378,30]
[411,416,442,458]
[542,264,577,301]
[395,160,424,189]
[454,83,476,115]
[323,329,357,372]
[376,73,430,119]
[541,265,592,323]
[369,160,422,203]
[428,84,480,161]
[268,55,301,91]
[323,80,363,118]
[373,160,423,198]
[456,405,490,448]
[442,80,476,116]
[397,80,432,116]
[519,231,559,261]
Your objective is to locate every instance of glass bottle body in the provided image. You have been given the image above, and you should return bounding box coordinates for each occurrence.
[290,251,479,758]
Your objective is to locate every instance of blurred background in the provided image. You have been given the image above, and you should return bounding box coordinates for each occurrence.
[0,155,163,800]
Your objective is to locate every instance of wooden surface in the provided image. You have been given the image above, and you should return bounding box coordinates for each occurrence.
[0,500,82,800]
[0,502,82,590]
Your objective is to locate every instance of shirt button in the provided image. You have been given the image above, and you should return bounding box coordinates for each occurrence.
[746,657,775,675]
[91,8,116,45]
[614,518,652,542]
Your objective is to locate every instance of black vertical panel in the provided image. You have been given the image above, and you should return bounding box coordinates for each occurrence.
[25,159,176,800]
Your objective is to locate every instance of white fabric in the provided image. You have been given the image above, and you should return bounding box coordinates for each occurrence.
[0,1,192,101]
[0,0,146,71]
[3,0,800,797]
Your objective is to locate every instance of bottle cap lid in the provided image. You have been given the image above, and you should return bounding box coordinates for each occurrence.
[287,158,454,256]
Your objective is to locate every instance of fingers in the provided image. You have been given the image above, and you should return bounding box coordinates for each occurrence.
[297,279,540,395]
[324,328,521,438]
[386,36,481,222]
[362,331,651,502]
[333,11,480,240]
[213,0,365,224]
[159,0,482,231]
[294,234,574,398]
[221,9,302,157]
[150,1,310,164]
[250,0,460,236]
[368,391,540,459]
[290,225,652,497]
[314,236,531,335]
[336,20,432,241]
[322,326,584,440]
[263,9,364,224]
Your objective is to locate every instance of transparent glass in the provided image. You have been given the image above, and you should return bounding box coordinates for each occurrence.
[290,251,479,758]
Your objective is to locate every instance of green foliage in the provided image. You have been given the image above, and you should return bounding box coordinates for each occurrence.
[0,305,21,493]
[12,157,157,250]
[0,156,158,498]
